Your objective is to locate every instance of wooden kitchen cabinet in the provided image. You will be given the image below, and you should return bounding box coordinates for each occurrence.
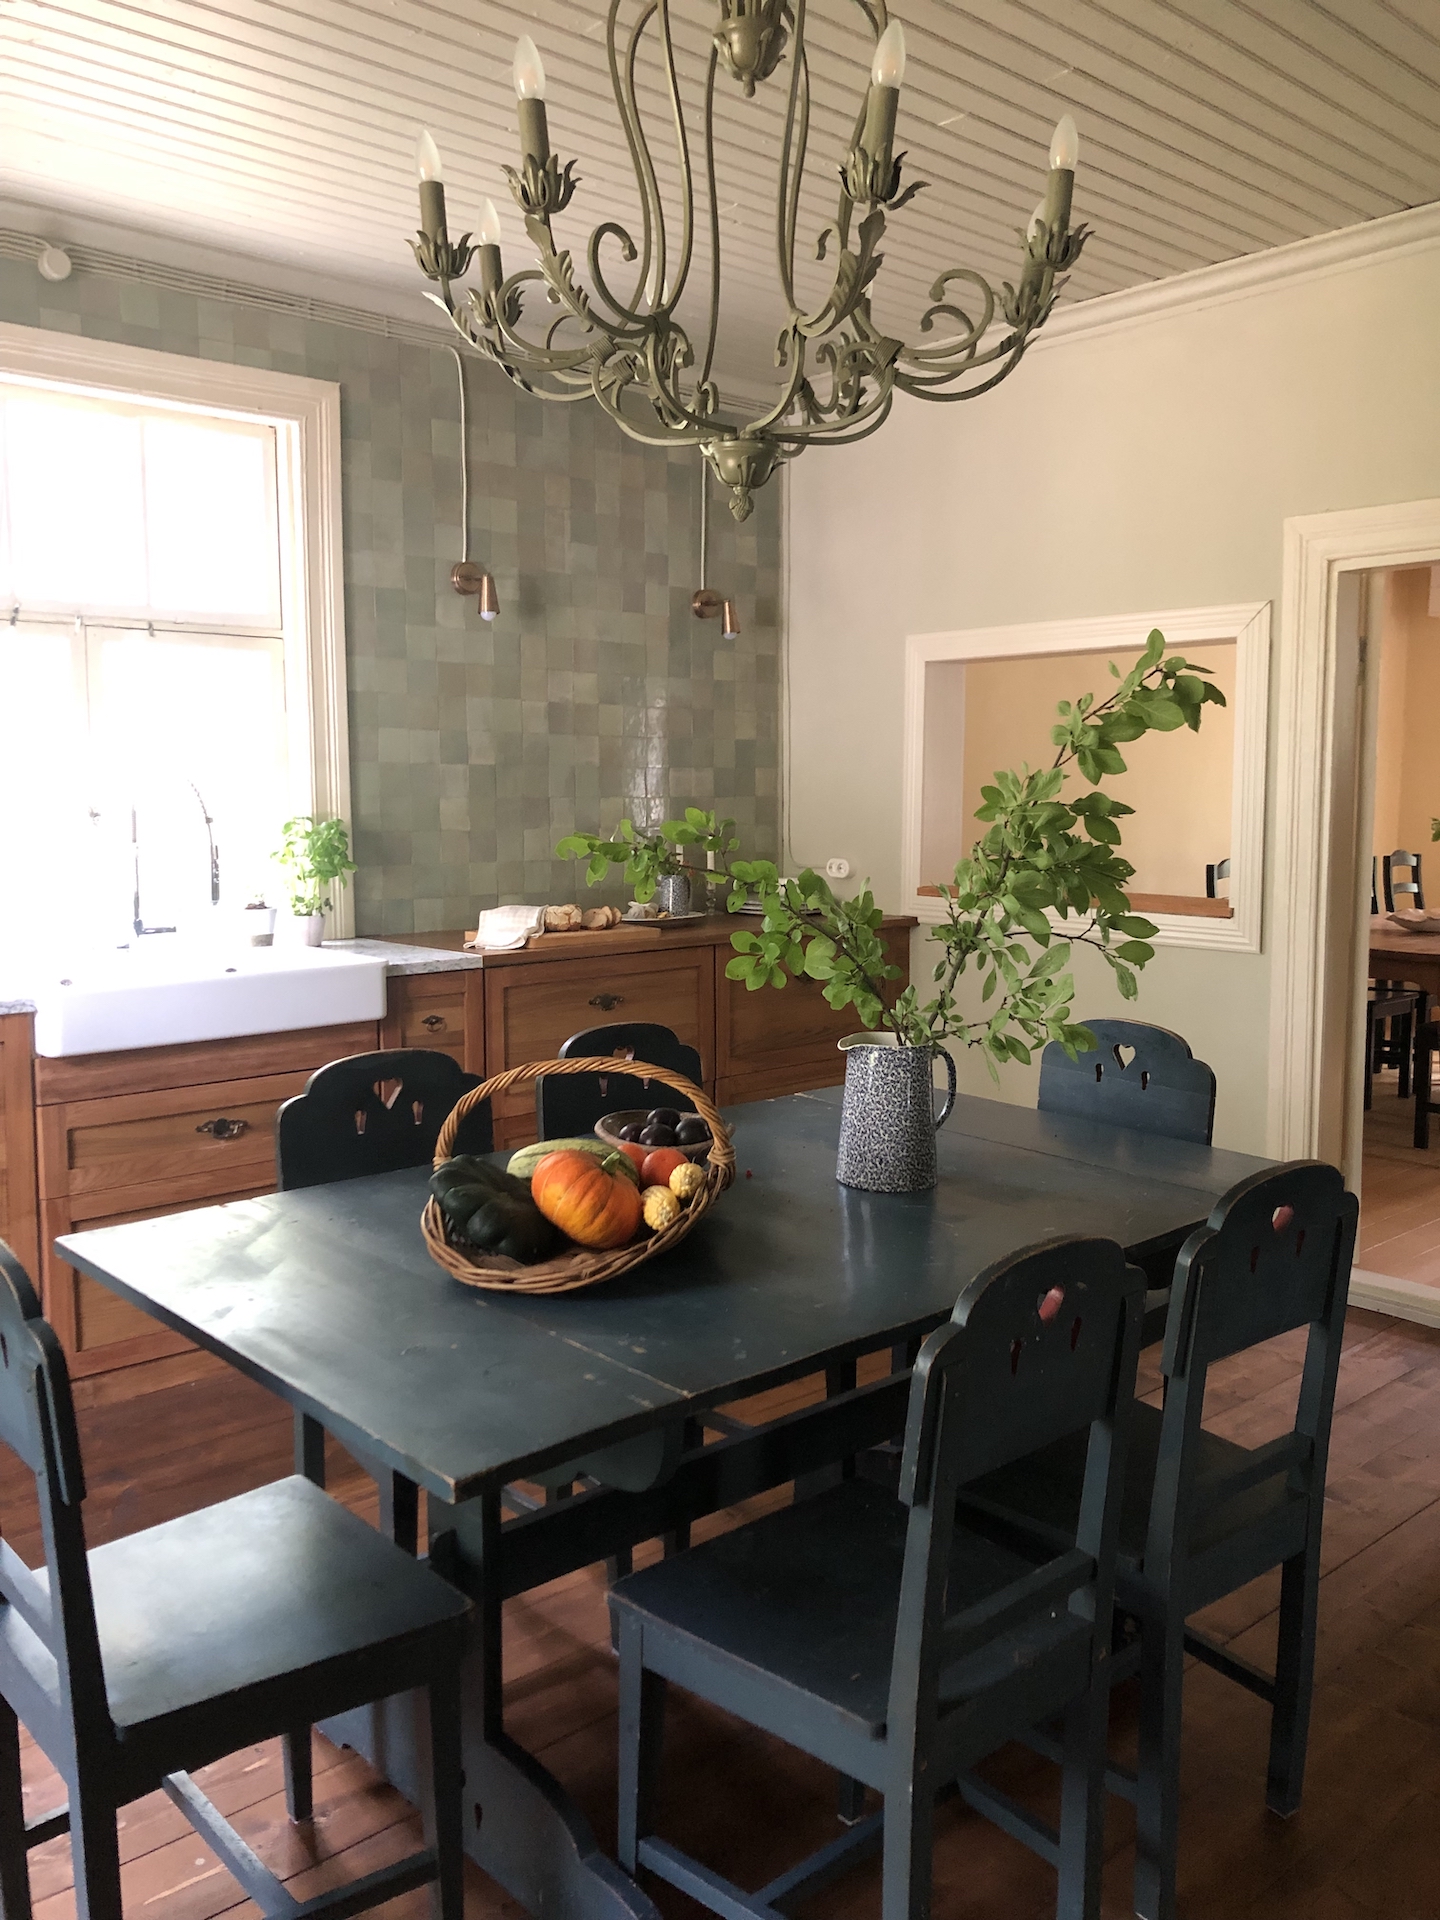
[484,943,715,1148]
[0,1012,39,1278]
[35,1019,378,1384]
[715,923,913,1105]
[380,970,484,1073]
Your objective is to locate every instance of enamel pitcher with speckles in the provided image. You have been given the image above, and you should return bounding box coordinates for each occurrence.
[835,1033,957,1193]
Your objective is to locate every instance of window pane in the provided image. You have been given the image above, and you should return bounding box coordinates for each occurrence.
[87,627,290,932]
[0,624,108,950]
[143,417,281,623]
[2,392,148,611]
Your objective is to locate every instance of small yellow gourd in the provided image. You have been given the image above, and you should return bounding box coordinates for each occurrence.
[642,1186,682,1232]
[669,1161,707,1204]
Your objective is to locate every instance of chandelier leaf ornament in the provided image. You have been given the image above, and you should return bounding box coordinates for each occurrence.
[408,5,1089,522]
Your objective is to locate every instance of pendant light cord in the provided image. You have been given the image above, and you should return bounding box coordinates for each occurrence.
[450,346,470,566]
[699,458,708,591]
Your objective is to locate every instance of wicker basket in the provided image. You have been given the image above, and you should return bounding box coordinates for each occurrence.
[420,1058,735,1294]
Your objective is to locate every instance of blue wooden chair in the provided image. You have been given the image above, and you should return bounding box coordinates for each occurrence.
[609,1236,1147,1920]
[1038,1019,1216,1147]
[0,1238,470,1920]
[276,1048,493,1190]
[959,1161,1357,1920]
[537,1022,702,1139]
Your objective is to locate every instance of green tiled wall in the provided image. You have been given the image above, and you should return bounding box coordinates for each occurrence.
[0,256,781,934]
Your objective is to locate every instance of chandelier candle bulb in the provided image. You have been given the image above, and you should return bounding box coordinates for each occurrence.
[514,34,551,165]
[1042,112,1078,232]
[416,129,447,244]
[477,196,504,296]
[860,21,905,170]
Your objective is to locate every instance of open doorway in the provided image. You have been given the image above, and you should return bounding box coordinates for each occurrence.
[1357,565,1440,1296]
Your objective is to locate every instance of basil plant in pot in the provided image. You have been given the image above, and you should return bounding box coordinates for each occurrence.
[556,809,741,918]
[725,631,1226,1193]
[273,814,356,946]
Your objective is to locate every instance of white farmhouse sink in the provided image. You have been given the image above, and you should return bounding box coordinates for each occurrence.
[29,943,388,1057]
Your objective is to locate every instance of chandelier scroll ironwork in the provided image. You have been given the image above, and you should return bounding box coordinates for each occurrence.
[407,3,1090,522]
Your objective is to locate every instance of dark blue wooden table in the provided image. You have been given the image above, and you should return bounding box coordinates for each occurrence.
[58,1086,1270,1920]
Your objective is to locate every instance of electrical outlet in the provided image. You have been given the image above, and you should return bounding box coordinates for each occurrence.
[825,857,851,880]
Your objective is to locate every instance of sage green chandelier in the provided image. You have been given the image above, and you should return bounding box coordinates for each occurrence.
[408,1,1088,521]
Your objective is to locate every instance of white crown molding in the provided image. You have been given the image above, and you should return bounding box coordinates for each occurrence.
[1033,199,1440,352]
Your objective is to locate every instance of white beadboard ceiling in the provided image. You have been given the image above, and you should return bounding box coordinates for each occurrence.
[1,0,1438,395]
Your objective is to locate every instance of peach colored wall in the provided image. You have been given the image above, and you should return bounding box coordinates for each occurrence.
[926,640,1238,899]
[1374,566,1440,888]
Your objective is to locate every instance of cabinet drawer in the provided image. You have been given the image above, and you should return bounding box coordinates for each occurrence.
[37,1070,309,1202]
[485,949,713,1148]
[42,1169,270,1372]
[381,972,480,1070]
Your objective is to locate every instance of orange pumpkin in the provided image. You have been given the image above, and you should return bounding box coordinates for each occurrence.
[530,1149,642,1249]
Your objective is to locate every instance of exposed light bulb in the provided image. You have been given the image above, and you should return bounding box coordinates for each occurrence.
[514,34,546,100]
[1049,112,1080,171]
[871,19,906,89]
[416,129,443,182]
[1026,199,1046,241]
[721,599,740,641]
[477,197,503,248]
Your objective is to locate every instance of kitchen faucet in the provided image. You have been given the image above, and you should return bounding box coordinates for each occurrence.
[131,805,176,938]
[129,785,220,937]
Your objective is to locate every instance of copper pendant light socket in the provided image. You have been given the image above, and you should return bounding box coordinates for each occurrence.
[453,561,499,621]
[692,588,740,638]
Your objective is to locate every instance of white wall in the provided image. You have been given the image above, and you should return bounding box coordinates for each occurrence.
[784,221,1440,1154]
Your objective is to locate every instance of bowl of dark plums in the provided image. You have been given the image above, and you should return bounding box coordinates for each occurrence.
[595,1105,714,1162]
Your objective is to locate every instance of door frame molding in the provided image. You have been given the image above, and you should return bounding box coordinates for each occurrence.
[1268,498,1440,1168]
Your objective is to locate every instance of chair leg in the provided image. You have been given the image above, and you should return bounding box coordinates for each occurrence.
[1416,1031,1434,1151]
[1266,1548,1320,1817]
[0,1702,32,1920]
[1399,1012,1413,1100]
[67,1784,122,1920]
[615,1613,667,1877]
[1133,1614,1185,1920]
[426,1681,465,1920]
[879,1774,934,1920]
[283,1728,313,1823]
[837,1774,867,1824]
[1056,1672,1108,1920]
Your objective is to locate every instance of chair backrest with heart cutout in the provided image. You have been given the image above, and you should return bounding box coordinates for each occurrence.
[540,1023,702,1139]
[275,1049,493,1191]
[1037,1018,1217,1146]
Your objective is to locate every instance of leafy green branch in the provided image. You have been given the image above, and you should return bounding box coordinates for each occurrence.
[725,629,1226,1074]
[556,808,742,902]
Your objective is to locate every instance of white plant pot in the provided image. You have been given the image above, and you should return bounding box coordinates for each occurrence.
[242,906,277,947]
[280,911,325,947]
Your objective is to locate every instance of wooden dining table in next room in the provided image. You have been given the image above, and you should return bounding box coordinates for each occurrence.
[55,1084,1272,1920]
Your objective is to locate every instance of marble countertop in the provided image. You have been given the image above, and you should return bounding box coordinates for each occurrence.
[323,937,485,975]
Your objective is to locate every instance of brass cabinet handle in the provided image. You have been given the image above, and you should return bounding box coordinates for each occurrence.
[421,1014,446,1031]
[196,1117,249,1140]
[589,992,624,1011]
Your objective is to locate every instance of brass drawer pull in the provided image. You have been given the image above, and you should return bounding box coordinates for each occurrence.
[421,1014,447,1031]
[196,1117,249,1140]
[589,993,624,1011]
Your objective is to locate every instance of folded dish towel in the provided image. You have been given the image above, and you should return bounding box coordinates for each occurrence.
[465,904,546,951]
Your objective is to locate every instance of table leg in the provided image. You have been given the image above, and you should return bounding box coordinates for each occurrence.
[322,1490,659,1920]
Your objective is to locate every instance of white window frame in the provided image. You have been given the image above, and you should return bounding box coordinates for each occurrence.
[0,321,354,936]
[899,602,1271,955]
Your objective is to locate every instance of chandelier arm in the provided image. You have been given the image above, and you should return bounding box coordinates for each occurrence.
[892,346,1033,402]
[769,383,896,449]
[782,45,812,313]
[788,347,895,434]
[588,373,709,450]
[787,205,885,340]
[466,266,609,366]
[619,0,668,313]
[774,0,808,313]
[604,0,656,312]
[698,47,723,396]
[585,222,665,331]
[742,328,813,436]
[655,0,698,316]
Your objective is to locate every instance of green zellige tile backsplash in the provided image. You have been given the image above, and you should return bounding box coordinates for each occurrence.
[0,254,780,935]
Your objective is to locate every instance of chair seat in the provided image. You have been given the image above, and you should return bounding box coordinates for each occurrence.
[610,1479,1089,1738]
[38,1476,468,1738]
[965,1402,1308,1603]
